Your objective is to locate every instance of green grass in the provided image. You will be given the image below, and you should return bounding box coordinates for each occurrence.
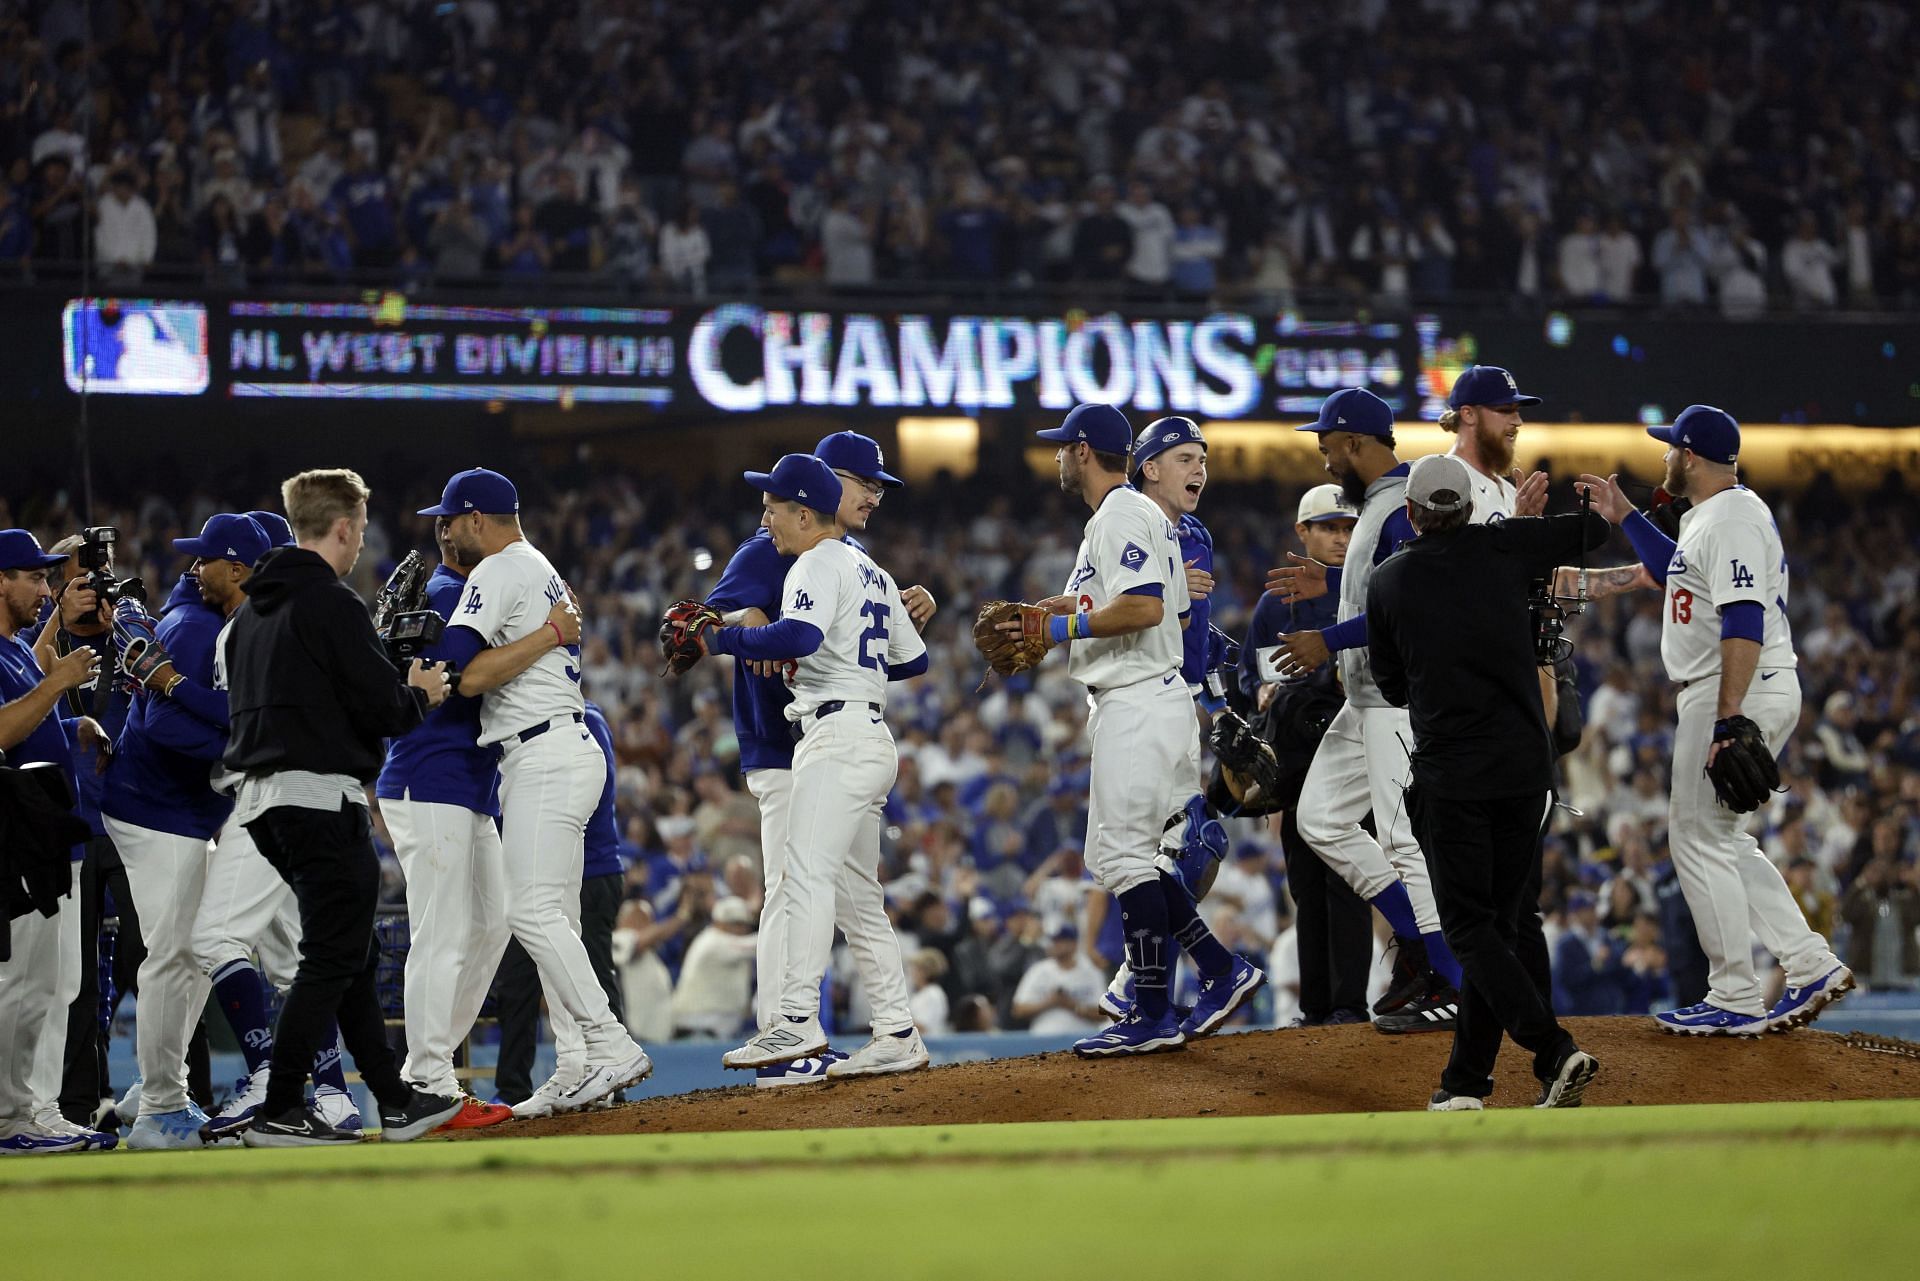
[7,1101,1917,1281]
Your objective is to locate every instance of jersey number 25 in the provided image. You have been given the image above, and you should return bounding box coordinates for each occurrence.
[858,600,890,671]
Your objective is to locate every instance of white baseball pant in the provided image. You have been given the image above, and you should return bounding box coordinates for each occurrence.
[1670,677,1838,1015]
[1084,677,1197,896]
[0,888,78,1128]
[771,710,904,1023]
[103,817,213,1116]
[386,796,513,1095]
[748,764,914,1035]
[497,722,640,1065]
[192,815,300,985]
[1295,703,1441,932]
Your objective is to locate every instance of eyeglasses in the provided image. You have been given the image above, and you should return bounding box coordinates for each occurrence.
[833,470,885,499]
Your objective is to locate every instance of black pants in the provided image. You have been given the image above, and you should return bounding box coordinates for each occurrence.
[1517,841,1551,1003]
[492,871,625,1104]
[1410,787,1574,1097]
[248,801,409,1118]
[1279,808,1372,1021]
[59,834,211,1120]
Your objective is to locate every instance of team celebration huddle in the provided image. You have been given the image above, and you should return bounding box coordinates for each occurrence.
[0,365,1856,1152]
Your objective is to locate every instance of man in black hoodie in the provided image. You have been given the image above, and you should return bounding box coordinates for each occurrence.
[220,468,463,1147]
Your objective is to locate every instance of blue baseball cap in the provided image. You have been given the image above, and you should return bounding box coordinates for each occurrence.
[1647,404,1740,466]
[814,431,902,487]
[174,513,271,566]
[745,453,842,517]
[1036,403,1133,455]
[1131,416,1207,470]
[0,528,68,571]
[1447,365,1541,409]
[417,467,520,516]
[1296,387,1394,438]
[248,510,294,547]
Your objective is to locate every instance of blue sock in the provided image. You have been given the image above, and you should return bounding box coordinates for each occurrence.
[1369,881,1422,942]
[312,1027,349,1094]
[210,959,275,1074]
[1160,872,1234,979]
[1116,883,1171,1018]
[1423,930,1463,989]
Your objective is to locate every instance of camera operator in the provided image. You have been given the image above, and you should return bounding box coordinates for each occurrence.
[1365,455,1609,1110]
[1239,485,1372,1027]
[0,528,114,1154]
[220,469,462,1146]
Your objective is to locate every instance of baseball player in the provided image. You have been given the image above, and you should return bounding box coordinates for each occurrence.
[1266,388,1463,1033]
[374,510,521,1130]
[697,454,931,1075]
[703,431,935,1086]
[1577,407,1852,1034]
[1016,403,1262,1056]
[1095,415,1266,1026]
[429,468,652,1111]
[0,528,113,1155]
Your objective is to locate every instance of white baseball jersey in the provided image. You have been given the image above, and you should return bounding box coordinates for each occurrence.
[453,539,583,745]
[1660,487,1797,684]
[779,539,926,721]
[1466,465,1515,523]
[1062,486,1185,690]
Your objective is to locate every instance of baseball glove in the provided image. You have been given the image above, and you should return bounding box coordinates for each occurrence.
[1209,708,1282,810]
[658,599,722,677]
[1706,715,1780,813]
[972,601,1054,679]
[111,599,173,691]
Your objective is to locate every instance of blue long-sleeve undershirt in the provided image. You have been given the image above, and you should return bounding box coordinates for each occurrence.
[887,653,929,681]
[1623,511,1677,585]
[706,618,825,661]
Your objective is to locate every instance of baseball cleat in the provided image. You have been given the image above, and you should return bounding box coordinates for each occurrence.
[1180,957,1266,1038]
[96,1081,143,1133]
[440,1097,515,1129]
[1098,972,1136,1022]
[756,1051,846,1088]
[243,1106,362,1147]
[1766,964,1855,1032]
[1427,1090,1485,1112]
[313,1086,364,1135]
[1372,936,1430,1015]
[0,1125,89,1156]
[723,1018,829,1070]
[1653,1002,1767,1036]
[202,1065,271,1140]
[827,1030,930,1079]
[1373,983,1458,1035]
[509,1074,579,1120]
[1072,1010,1187,1058]
[1534,1050,1600,1109]
[129,1105,214,1150]
[378,1091,465,1143]
[559,1045,654,1111]
[34,1112,118,1151]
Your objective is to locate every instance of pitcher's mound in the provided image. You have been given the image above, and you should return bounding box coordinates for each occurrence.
[490,1018,1918,1139]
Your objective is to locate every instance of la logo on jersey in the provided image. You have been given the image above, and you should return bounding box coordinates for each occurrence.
[1730,559,1755,589]
[1120,542,1148,570]
[1069,559,1096,590]
[792,589,815,611]
[462,588,484,614]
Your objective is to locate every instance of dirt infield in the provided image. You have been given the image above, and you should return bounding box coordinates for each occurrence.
[489,1017,1918,1139]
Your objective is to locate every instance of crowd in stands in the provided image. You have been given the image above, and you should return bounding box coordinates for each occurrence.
[6,453,1915,1039]
[2,1,1918,308]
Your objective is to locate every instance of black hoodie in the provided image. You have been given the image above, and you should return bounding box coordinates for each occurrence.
[222,546,428,782]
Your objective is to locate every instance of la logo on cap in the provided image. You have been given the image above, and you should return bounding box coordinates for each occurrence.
[1502,369,1518,390]
[1337,416,1347,424]
[874,445,885,466]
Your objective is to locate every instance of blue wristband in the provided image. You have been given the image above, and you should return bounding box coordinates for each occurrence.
[1049,613,1092,644]
[1049,614,1069,644]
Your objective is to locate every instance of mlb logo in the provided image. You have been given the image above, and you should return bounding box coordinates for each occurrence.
[1120,542,1147,570]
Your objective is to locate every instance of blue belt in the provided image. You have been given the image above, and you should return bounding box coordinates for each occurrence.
[793,700,881,740]
[513,711,583,744]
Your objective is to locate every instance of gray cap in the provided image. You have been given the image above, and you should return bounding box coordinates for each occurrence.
[1406,454,1473,514]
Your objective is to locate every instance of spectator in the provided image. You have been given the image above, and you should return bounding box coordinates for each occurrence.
[701,181,760,292]
[1010,926,1107,1034]
[820,190,875,287]
[1785,858,1837,942]
[1782,212,1841,309]
[242,189,304,281]
[1117,179,1174,294]
[1551,891,1623,1015]
[1169,203,1223,297]
[908,948,952,1035]
[94,169,156,282]
[497,201,549,278]
[610,899,677,1045]
[427,195,489,282]
[534,167,598,273]
[1841,201,1877,306]
[659,200,709,295]
[1595,211,1643,302]
[195,193,246,285]
[1071,176,1131,285]
[1651,206,1710,307]
[29,154,84,264]
[1840,858,1920,988]
[1614,912,1669,1013]
[332,150,398,268]
[603,185,658,290]
[669,896,758,1039]
[1715,214,1769,320]
[1556,211,1603,300]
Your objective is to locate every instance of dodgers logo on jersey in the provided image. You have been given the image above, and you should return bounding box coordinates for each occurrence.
[1729,559,1755,589]
[1068,559,1096,591]
[1120,542,1148,571]
[462,588,484,614]
[1668,551,1687,577]
[792,589,815,611]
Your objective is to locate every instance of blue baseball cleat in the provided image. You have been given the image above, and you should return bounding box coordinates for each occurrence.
[1098,972,1136,1021]
[1180,957,1266,1038]
[1072,1010,1186,1058]
[1653,1002,1767,1037]
[128,1104,214,1150]
[1766,964,1855,1032]
[756,1049,847,1089]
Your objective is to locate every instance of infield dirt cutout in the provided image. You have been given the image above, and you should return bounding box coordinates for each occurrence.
[483,1017,1918,1139]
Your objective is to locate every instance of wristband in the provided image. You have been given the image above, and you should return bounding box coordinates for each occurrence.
[548,620,565,647]
[161,673,184,698]
[1049,612,1093,644]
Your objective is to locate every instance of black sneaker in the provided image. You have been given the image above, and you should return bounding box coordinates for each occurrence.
[379,1090,464,1143]
[1371,935,1431,1015]
[241,1106,362,1148]
[1373,981,1459,1035]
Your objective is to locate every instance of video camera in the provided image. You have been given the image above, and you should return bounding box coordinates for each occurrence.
[1528,486,1593,666]
[372,550,446,667]
[75,526,147,623]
